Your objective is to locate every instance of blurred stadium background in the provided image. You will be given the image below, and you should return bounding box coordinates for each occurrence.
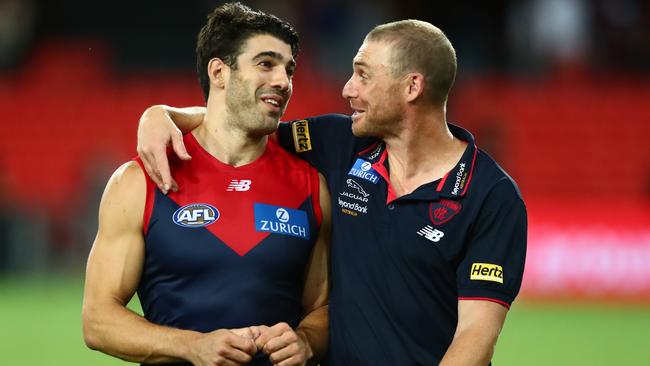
[1,0,649,364]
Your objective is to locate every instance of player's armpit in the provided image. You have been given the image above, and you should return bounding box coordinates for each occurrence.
[439,299,508,366]
[296,172,331,364]
[82,162,198,364]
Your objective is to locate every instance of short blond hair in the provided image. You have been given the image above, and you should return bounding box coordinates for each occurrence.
[366,20,457,105]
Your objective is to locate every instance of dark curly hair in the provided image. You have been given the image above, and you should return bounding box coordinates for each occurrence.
[196,2,299,101]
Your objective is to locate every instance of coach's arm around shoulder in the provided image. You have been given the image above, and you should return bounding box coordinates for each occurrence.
[82,161,257,366]
[438,300,508,366]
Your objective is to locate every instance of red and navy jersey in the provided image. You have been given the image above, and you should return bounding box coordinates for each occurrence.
[278,115,527,366]
[134,133,321,366]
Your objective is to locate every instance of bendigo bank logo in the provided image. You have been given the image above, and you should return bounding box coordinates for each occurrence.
[254,203,310,239]
[173,203,220,228]
[347,159,379,184]
[292,120,312,152]
[470,263,503,284]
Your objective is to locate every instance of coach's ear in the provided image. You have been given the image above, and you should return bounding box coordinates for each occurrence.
[207,58,229,90]
[404,72,425,103]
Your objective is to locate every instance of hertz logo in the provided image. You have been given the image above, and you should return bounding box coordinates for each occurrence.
[292,120,312,152]
[470,263,503,284]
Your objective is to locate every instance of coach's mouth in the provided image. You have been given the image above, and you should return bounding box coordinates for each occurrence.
[350,107,366,122]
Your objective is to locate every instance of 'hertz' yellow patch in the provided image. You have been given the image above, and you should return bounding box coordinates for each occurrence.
[470,263,503,284]
[292,120,312,152]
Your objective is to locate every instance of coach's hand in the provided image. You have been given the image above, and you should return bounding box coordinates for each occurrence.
[187,329,257,366]
[137,105,191,194]
[255,322,313,366]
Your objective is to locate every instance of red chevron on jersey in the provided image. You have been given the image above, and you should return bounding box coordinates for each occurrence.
[136,133,321,256]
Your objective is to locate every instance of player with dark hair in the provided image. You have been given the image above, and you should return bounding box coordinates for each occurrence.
[138,18,527,366]
[82,3,330,366]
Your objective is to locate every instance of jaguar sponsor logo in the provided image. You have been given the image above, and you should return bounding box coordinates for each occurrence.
[346,179,369,197]
[451,163,467,196]
[292,120,312,152]
[340,191,369,203]
[470,263,503,284]
[173,203,220,228]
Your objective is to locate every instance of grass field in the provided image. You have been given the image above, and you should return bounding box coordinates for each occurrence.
[1,276,649,365]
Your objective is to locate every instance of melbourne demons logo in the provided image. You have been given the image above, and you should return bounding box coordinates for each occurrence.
[172,203,220,228]
[429,199,462,226]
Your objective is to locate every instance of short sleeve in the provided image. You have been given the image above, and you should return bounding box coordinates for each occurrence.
[456,178,527,308]
[277,114,370,175]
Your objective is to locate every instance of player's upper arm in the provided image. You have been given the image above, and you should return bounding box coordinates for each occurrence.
[302,173,331,311]
[456,299,508,339]
[83,161,147,312]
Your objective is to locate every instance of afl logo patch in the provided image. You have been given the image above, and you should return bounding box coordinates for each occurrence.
[172,203,220,228]
[429,199,461,226]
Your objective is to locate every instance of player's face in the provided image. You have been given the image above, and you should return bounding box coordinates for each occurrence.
[225,34,295,136]
[342,40,405,138]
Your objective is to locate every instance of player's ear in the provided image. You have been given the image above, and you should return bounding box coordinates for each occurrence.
[207,58,229,89]
[404,72,425,103]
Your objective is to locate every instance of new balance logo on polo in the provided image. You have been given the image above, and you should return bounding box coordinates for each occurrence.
[417,225,445,242]
[227,179,251,192]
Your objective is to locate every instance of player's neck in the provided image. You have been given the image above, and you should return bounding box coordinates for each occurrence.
[194,105,268,167]
[384,108,467,196]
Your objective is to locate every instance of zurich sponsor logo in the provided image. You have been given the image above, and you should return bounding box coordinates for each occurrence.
[347,159,380,184]
[254,203,310,239]
[173,203,219,228]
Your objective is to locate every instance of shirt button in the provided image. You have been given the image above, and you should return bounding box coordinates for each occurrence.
[387,204,395,210]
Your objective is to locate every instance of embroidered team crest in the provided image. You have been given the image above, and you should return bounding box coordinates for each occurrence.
[429,199,461,226]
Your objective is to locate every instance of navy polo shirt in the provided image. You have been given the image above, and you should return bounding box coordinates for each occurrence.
[278,114,527,366]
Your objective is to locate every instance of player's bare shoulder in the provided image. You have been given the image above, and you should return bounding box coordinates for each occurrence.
[99,161,147,227]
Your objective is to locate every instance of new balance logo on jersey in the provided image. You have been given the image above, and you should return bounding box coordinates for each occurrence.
[227,179,251,192]
[417,225,445,242]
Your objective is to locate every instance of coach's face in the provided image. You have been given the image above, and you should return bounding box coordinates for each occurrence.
[225,34,295,136]
[342,40,405,138]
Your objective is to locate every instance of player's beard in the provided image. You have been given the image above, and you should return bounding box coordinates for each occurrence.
[225,71,278,137]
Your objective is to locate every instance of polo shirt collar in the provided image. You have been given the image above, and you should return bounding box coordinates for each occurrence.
[357,123,478,202]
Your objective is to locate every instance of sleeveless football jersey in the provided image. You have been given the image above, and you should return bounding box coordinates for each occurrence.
[134,133,321,365]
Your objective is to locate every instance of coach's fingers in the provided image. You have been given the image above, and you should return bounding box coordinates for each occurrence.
[171,129,192,161]
[142,151,164,190]
[147,145,173,194]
